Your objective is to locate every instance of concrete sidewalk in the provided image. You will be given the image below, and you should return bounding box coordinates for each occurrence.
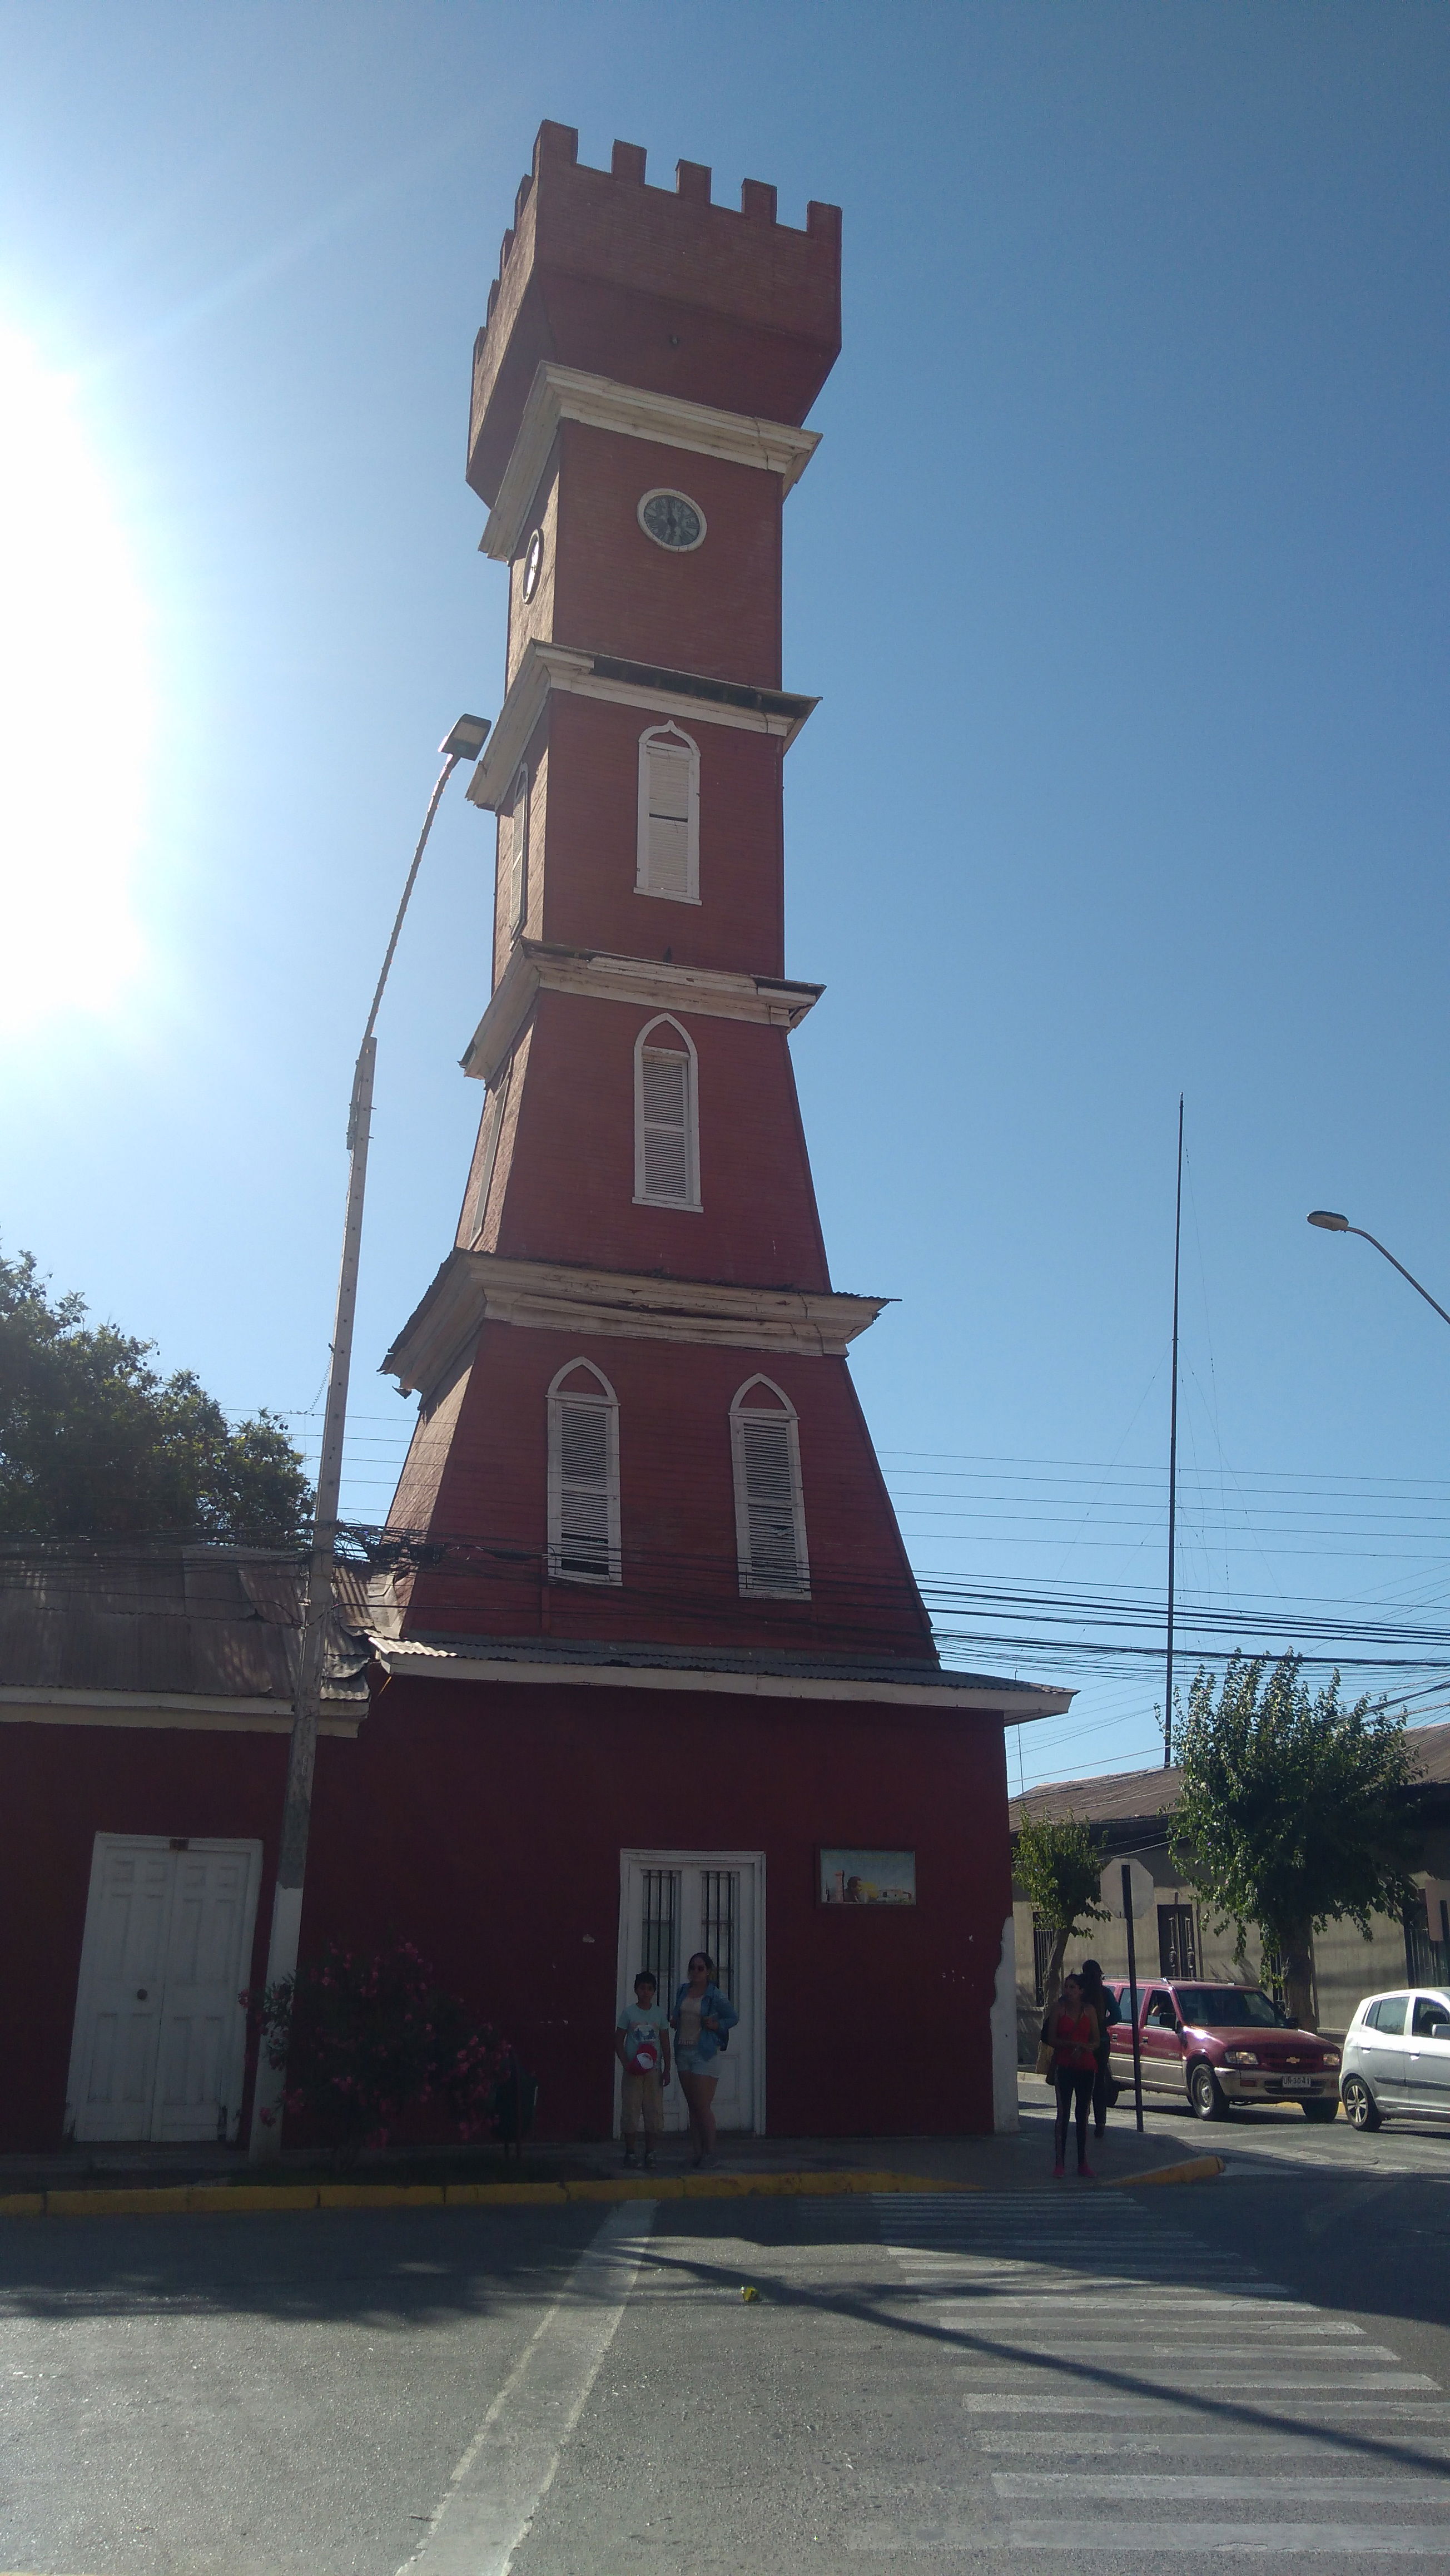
[0,2072,1233,2202]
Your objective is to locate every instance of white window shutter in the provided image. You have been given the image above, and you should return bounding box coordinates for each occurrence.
[551,1396,619,1582]
[636,727,698,901]
[640,1049,689,1201]
[508,769,528,933]
[731,1391,813,1587]
[646,746,692,896]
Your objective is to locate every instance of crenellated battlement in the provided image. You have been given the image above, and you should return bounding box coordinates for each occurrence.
[467,120,841,506]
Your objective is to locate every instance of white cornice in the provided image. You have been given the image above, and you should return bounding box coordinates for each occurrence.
[0,1687,362,1737]
[460,943,822,1086]
[465,641,816,813]
[383,1251,888,1399]
[482,364,821,562]
[370,1638,1070,1720]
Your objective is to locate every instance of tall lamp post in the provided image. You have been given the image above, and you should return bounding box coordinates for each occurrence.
[1306,1210,1450,1331]
[249,713,490,2159]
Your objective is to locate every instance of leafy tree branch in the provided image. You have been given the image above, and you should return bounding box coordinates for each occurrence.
[0,1245,311,1548]
[1014,1810,1109,2010]
[1171,1653,1421,2029]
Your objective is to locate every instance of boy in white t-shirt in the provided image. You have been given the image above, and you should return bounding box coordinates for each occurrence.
[615,1970,671,2168]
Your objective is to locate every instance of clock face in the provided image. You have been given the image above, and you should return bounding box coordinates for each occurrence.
[522,527,544,602]
[638,488,707,552]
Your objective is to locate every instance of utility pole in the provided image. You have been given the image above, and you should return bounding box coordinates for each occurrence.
[249,715,489,2159]
[1123,1863,1145,2133]
[1164,1097,1183,1768]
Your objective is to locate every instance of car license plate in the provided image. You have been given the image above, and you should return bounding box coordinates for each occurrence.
[1281,2074,1312,2090]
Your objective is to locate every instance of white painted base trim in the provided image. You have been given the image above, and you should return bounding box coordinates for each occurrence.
[991,1911,1020,2134]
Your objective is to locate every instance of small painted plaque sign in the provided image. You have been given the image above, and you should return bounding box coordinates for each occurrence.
[819,1849,916,1906]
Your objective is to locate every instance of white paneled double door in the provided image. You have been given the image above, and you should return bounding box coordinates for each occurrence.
[66,1836,262,2143]
[617,1850,765,2136]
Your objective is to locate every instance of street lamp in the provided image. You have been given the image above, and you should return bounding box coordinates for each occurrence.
[249,712,490,2159]
[1307,1210,1450,1331]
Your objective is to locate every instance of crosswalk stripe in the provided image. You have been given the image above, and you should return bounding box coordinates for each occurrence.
[963,2370,1432,2390]
[993,2475,1450,2501]
[1005,2524,1450,2553]
[869,2187,1448,2563]
[977,2433,1450,2456]
[951,2346,1399,2364]
[962,2388,1443,2409]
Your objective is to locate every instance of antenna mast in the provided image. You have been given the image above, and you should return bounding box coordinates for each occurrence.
[1164,1097,1184,1767]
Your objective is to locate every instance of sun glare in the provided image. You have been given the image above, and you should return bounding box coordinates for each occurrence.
[0,327,153,1029]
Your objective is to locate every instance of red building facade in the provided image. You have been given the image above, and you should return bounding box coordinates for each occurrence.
[0,127,1066,2158]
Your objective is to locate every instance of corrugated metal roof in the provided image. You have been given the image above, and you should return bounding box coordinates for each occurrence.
[0,1547,370,1703]
[1009,1718,1450,1832]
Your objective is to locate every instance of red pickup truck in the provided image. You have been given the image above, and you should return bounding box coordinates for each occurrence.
[1106,1976,1340,2122]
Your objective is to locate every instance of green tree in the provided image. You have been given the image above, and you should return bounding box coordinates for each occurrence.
[1171,1653,1421,2030]
[0,1246,311,1548]
[1015,1811,1110,2010]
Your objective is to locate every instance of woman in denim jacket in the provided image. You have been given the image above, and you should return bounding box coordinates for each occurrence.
[671,1950,738,2167]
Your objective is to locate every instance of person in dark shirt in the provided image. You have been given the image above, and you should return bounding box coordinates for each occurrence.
[1079,1958,1119,2139]
[1042,1973,1100,2178]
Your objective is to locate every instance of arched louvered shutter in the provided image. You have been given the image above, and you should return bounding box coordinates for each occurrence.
[731,1385,810,1598]
[636,726,699,901]
[548,1367,620,1584]
[507,766,529,935]
[640,1047,689,1201]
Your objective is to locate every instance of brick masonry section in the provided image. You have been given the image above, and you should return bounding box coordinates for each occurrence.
[469,120,841,501]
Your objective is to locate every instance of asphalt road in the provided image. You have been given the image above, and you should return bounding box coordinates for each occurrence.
[3,2112,1450,2574]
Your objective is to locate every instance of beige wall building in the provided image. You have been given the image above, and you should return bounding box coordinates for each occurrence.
[1010,1720,1450,2050]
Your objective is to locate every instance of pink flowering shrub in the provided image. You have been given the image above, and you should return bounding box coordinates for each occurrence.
[246,1940,509,2167]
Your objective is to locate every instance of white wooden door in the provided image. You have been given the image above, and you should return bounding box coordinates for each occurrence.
[66,1837,262,2144]
[617,1851,764,2136]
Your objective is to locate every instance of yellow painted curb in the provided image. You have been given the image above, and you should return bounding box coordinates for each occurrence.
[1111,2154,1225,2187]
[188,2185,319,2213]
[318,2183,445,2209]
[46,2186,193,2217]
[444,2181,568,2207]
[9,2166,979,2218]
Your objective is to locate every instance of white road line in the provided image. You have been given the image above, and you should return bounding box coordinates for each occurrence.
[959,2371,1437,2390]
[938,2338,1388,2356]
[993,2475,1450,2501]
[958,2349,1401,2366]
[978,2434,1450,2455]
[899,2298,1304,2315]
[395,2202,652,2576]
[963,2394,1448,2413]
[1006,2524,1450,2553]
[922,2314,1355,2330]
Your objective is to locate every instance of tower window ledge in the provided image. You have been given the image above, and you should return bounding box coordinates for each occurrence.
[461,944,823,1086]
[466,641,817,814]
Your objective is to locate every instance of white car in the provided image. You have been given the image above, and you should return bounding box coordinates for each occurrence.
[1340,1987,1450,2131]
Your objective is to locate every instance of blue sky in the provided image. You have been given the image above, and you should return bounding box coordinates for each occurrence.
[2,2,1447,1789]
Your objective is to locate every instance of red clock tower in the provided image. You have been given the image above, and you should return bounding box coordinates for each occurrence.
[359,124,1066,2141]
[384,122,930,1658]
